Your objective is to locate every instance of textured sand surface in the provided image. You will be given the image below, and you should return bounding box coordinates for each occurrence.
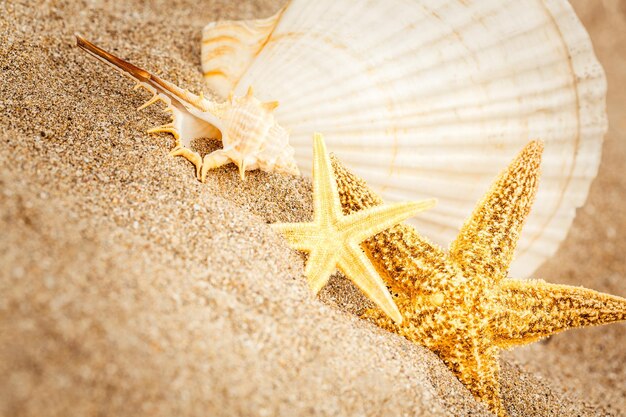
[0,0,623,416]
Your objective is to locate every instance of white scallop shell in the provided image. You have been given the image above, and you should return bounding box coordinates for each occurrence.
[201,0,607,278]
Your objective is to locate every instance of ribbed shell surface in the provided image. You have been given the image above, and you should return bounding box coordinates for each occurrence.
[202,0,607,277]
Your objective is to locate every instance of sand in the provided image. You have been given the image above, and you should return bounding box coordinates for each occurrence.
[0,0,623,416]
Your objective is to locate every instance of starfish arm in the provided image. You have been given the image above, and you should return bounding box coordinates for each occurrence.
[312,133,343,224]
[449,141,543,284]
[304,247,339,295]
[364,297,508,415]
[330,154,452,294]
[492,279,626,349]
[443,342,506,417]
[329,154,384,214]
[341,199,436,243]
[271,222,319,252]
[337,244,402,323]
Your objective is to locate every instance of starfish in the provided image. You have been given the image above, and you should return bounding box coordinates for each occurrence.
[330,142,626,417]
[272,133,435,323]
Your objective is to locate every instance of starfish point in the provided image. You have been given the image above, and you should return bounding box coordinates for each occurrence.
[273,133,436,323]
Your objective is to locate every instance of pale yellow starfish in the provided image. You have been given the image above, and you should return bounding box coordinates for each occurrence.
[273,133,435,323]
[331,142,626,417]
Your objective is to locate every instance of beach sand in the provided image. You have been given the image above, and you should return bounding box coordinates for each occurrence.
[0,0,623,416]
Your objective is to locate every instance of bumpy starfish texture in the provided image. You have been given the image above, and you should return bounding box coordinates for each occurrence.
[331,143,626,417]
[273,134,435,323]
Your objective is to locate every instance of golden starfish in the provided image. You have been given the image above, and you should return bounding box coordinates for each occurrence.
[272,133,435,323]
[330,142,626,417]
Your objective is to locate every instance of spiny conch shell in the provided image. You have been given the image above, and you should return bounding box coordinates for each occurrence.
[75,35,299,181]
[200,0,607,278]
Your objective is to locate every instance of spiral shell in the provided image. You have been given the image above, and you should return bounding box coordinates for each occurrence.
[76,35,299,181]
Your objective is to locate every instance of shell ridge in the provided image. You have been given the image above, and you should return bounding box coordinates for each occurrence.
[201,3,290,97]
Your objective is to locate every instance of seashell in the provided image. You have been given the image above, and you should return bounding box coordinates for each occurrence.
[200,0,607,278]
[76,35,299,181]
